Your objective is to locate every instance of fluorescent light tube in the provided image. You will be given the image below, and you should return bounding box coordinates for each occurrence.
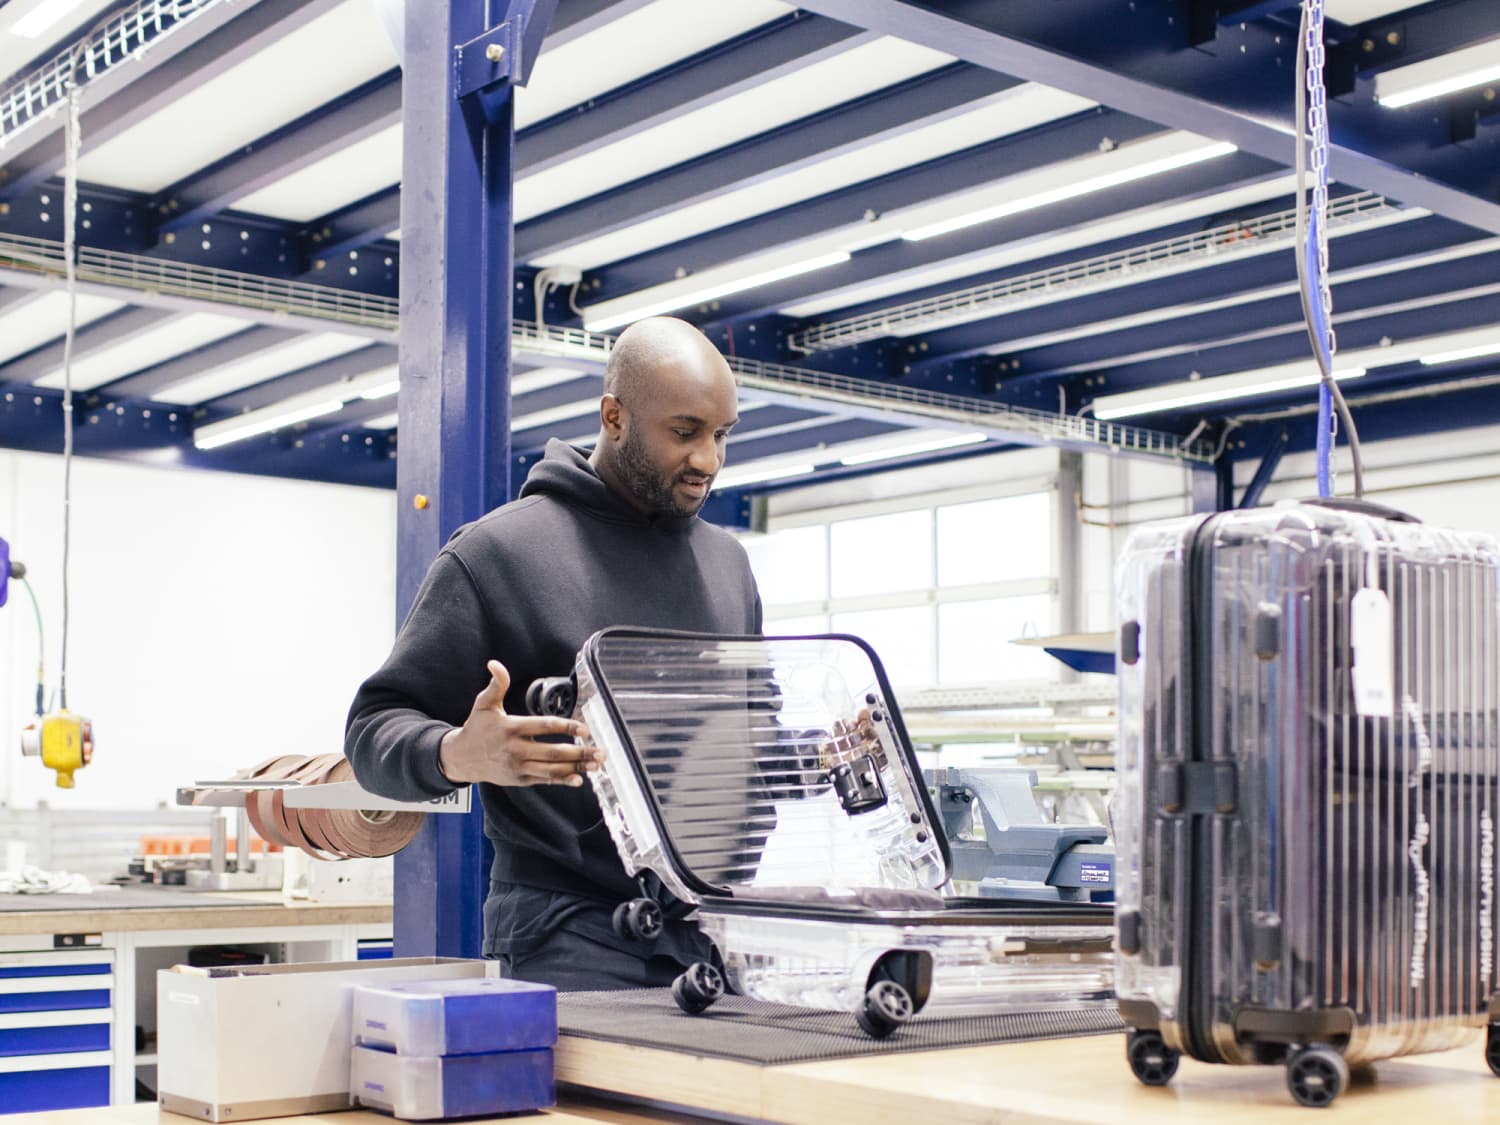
[1093,361,1365,420]
[1375,38,1500,109]
[582,250,850,333]
[839,432,987,466]
[1419,341,1500,366]
[902,139,1238,242]
[11,0,87,38]
[194,399,345,450]
[362,412,400,430]
[359,380,401,400]
[714,462,818,488]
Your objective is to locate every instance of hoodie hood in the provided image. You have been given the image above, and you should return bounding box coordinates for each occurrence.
[518,439,698,532]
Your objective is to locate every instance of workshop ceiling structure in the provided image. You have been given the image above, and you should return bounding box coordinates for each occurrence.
[0,0,1496,511]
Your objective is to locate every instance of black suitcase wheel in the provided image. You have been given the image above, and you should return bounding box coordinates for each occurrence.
[1486,1023,1500,1078]
[855,980,913,1039]
[1125,1030,1179,1087]
[672,961,725,1015]
[1286,1045,1348,1108]
[612,897,664,942]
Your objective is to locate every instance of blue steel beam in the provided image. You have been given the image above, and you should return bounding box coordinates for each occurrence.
[155,70,402,235]
[0,388,393,488]
[1238,426,1290,509]
[698,153,1280,326]
[1041,245,1500,389]
[1229,372,1500,465]
[394,0,552,960]
[0,306,179,387]
[515,63,1021,263]
[301,188,402,263]
[793,0,1500,235]
[100,325,303,399]
[588,109,1164,306]
[292,397,403,444]
[909,215,1483,371]
[0,0,347,203]
[515,12,867,177]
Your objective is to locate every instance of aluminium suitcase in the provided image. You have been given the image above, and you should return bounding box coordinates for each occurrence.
[542,628,1115,1038]
[1113,498,1500,1105]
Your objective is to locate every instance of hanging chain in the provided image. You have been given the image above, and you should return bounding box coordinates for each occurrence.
[1305,0,1337,362]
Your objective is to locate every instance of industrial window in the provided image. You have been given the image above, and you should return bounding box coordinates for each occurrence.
[745,486,1058,691]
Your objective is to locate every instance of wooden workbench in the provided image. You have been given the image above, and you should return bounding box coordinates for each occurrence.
[10,1030,1496,1124]
[0,890,391,937]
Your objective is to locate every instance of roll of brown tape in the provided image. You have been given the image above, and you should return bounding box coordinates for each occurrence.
[316,757,424,859]
[234,754,424,860]
[244,754,307,849]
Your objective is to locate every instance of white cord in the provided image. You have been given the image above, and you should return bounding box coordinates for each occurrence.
[58,79,82,712]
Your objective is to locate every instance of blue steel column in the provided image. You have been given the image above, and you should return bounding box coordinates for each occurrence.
[394,0,553,958]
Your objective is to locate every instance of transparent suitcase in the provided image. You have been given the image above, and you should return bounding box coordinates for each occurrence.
[1113,498,1500,1105]
[545,628,1114,1038]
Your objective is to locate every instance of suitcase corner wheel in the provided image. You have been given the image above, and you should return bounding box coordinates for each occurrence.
[671,961,726,1015]
[1124,1029,1180,1087]
[1284,1044,1349,1108]
[856,980,914,1039]
[1485,1023,1500,1079]
[611,897,664,942]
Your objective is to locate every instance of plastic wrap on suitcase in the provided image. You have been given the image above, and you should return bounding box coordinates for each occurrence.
[1114,500,1500,1106]
[569,629,1114,1038]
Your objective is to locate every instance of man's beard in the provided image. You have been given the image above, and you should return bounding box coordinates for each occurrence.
[617,428,707,517]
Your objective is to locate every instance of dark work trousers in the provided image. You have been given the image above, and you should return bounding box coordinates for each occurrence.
[497,925,696,991]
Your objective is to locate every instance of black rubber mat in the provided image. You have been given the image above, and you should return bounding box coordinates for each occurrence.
[558,988,1123,1065]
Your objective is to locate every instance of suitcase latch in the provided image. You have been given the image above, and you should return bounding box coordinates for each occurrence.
[1157,761,1238,815]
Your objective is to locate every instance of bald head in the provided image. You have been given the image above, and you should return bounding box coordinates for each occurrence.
[603,316,734,409]
[591,317,740,518]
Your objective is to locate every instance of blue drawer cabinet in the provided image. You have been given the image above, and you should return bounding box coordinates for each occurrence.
[0,952,113,1114]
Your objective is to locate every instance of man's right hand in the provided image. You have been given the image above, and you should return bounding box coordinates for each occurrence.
[438,660,603,787]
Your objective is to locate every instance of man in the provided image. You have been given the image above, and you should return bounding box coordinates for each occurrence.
[346,316,761,990]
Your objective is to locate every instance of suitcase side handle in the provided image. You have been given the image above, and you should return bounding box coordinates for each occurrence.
[1300,496,1420,524]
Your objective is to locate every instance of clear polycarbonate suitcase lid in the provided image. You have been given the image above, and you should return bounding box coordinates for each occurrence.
[577,629,952,903]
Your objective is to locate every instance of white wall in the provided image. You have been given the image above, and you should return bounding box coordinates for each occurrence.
[0,451,397,809]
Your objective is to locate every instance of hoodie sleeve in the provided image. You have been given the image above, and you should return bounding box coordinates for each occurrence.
[345,550,491,800]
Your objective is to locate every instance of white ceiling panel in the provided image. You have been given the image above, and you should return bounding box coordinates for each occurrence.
[76,0,398,193]
[517,0,792,130]
[362,410,399,430]
[0,291,125,365]
[513,36,955,222]
[152,332,371,405]
[234,123,403,222]
[531,85,1097,270]
[34,311,249,391]
[1324,1,1419,24]
[511,367,592,396]
[778,174,1300,319]
[0,0,118,87]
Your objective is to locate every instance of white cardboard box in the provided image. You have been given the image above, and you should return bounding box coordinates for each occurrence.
[157,956,499,1122]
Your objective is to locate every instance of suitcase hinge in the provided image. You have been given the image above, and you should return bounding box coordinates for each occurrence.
[1157,760,1238,816]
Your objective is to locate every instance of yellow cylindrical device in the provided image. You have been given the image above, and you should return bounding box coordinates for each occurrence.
[20,710,91,788]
